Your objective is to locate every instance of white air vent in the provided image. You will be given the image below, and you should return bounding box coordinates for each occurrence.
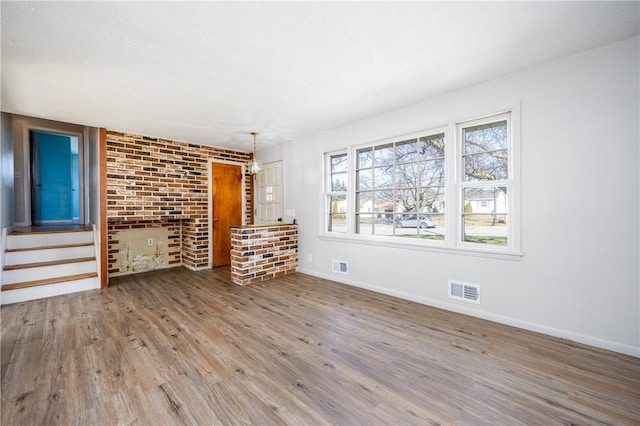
[448,280,480,304]
[332,259,348,274]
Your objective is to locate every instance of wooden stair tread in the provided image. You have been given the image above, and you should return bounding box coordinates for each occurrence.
[3,257,96,271]
[6,242,94,253]
[2,272,99,291]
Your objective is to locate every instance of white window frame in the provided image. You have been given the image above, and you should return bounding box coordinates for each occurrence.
[323,150,348,234]
[455,111,519,253]
[320,105,522,260]
[352,127,448,241]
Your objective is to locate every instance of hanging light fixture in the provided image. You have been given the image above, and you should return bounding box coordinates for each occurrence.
[247,132,262,175]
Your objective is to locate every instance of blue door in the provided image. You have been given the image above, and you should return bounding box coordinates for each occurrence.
[31,131,79,224]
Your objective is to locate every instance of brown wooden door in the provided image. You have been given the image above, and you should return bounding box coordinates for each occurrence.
[212,162,243,267]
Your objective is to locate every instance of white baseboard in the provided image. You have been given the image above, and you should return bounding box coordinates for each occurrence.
[297,267,640,358]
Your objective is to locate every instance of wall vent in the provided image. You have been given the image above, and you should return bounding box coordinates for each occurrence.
[448,280,480,304]
[332,259,348,274]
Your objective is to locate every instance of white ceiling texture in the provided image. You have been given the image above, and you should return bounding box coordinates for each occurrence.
[2,1,638,152]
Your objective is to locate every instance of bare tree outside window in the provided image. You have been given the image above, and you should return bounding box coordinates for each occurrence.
[355,133,445,239]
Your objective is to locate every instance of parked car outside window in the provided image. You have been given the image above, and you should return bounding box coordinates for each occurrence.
[395,215,438,229]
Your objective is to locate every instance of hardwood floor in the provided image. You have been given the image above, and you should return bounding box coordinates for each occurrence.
[2,267,639,425]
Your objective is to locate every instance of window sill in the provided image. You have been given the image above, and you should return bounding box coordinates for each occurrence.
[318,233,524,261]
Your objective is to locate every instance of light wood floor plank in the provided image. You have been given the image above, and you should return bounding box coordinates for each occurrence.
[2,266,639,425]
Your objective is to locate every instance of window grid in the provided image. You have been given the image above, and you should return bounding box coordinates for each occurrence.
[323,109,518,255]
[355,133,445,240]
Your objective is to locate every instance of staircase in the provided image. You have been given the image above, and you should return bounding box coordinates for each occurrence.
[1,226,100,305]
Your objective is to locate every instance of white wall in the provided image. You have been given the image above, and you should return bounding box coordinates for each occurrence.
[274,36,639,356]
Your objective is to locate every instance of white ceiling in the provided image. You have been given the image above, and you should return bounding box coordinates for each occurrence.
[2,2,638,152]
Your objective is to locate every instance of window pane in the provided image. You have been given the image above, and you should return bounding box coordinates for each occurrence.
[421,187,445,214]
[373,166,393,189]
[374,143,394,166]
[463,187,508,246]
[356,191,372,213]
[394,188,418,214]
[374,216,396,236]
[419,159,445,186]
[357,169,372,190]
[373,190,394,214]
[396,162,420,188]
[463,120,507,154]
[332,171,347,191]
[464,187,507,214]
[331,153,348,173]
[357,147,373,169]
[327,194,347,233]
[356,214,374,235]
[394,214,419,237]
[464,150,507,181]
[419,133,445,159]
[462,215,507,245]
[395,139,417,163]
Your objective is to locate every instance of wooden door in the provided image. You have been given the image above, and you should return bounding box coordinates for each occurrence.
[212,163,243,267]
[255,160,283,223]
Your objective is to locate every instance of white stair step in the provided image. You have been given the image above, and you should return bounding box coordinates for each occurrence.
[2,259,97,285]
[1,276,100,305]
[5,244,95,265]
[2,272,99,291]
[6,231,93,250]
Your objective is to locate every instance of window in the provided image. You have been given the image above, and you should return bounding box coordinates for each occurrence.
[324,152,347,233]
[323,109,519,257]
[354,132,445,240]
[458,113,511,247]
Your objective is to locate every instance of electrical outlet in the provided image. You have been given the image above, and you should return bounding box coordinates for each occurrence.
[307,253,312,262]
[147,238,153,246]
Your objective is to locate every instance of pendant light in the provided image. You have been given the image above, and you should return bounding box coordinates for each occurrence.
[247,132,262,175]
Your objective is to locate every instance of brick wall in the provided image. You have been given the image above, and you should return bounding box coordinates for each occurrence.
[230,225,298,285]
[106,130,252,273]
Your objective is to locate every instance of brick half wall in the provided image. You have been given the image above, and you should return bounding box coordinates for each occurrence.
[230,225,298,285]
